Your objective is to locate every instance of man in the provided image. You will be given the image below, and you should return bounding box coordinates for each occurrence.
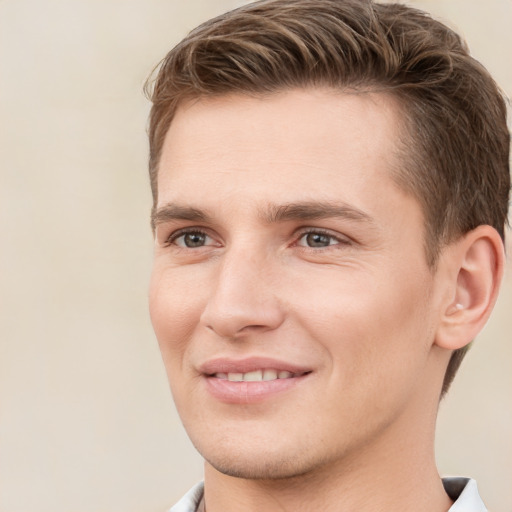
[145,1,510,510]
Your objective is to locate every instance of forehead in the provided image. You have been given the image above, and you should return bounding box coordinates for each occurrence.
[157,88,408,214]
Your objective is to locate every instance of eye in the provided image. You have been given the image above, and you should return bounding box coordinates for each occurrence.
[297,230,345,248]
[170,230,215,248]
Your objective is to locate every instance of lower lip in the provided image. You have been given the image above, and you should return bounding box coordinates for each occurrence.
[204,374,309,404]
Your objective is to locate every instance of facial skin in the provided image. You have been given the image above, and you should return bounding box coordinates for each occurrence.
[150,89,459,509]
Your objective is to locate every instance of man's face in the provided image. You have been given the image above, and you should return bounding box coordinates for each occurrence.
[150,89,445,479]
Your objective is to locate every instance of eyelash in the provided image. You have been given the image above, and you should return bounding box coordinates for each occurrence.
[295,228,351,249]
[164,227,351,249]
[165,228,213,248]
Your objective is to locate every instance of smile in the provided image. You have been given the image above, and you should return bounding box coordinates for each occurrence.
[213,370,303,382]
[200,358,313,404]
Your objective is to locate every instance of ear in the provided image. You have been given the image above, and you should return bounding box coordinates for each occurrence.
[435,225,505,351]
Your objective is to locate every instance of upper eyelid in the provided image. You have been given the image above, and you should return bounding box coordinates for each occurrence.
[168,226,210,239]
[294,227,352,243]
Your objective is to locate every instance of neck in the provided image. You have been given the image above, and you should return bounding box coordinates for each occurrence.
[203,437,451,512]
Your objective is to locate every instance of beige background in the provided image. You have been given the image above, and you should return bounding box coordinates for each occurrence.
[0,0,510,511]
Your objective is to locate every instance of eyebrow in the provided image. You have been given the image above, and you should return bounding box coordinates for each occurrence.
[264,201,374,224]
[152,200,374,229]
[151,204,212,229]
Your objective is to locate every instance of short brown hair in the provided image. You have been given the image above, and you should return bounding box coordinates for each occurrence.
[145,0,510,395]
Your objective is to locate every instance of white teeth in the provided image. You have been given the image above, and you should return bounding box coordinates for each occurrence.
[243,370,263,381]
[215,369,298,381]
[263,369,278,381]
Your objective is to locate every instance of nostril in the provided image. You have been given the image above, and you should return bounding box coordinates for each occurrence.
[238,324,269,334]
[205,322,270,338]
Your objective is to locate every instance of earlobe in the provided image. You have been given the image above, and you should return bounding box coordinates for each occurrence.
[435,225,505,351]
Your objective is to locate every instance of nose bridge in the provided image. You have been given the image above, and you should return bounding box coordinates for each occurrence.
[200,242,284,338]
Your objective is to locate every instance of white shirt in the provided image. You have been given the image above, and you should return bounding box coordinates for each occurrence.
[443,477,488,512]
[170,477,487,512]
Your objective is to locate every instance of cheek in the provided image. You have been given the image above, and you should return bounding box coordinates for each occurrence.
[296,267,434,381]
[148,267,205,365]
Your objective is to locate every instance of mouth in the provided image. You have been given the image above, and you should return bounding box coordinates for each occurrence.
[200,358,312,404]
[211,369,308,382]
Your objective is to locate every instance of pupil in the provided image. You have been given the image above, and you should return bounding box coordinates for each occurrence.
[185,233,205,247]
[307,233,330,247]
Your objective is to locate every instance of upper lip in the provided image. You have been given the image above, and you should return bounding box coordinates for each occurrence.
[199,357,312,375]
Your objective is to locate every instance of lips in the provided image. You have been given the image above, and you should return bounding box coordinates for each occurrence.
[200,356,311,376]
[199,357,312,404]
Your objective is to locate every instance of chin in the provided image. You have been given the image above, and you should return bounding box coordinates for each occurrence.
[193,432,337,481]
[204,452,319,480]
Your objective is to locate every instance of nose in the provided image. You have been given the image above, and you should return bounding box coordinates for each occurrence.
[199,247,285,339]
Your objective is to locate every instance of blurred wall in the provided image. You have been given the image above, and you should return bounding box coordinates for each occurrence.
[0,0,510,511]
